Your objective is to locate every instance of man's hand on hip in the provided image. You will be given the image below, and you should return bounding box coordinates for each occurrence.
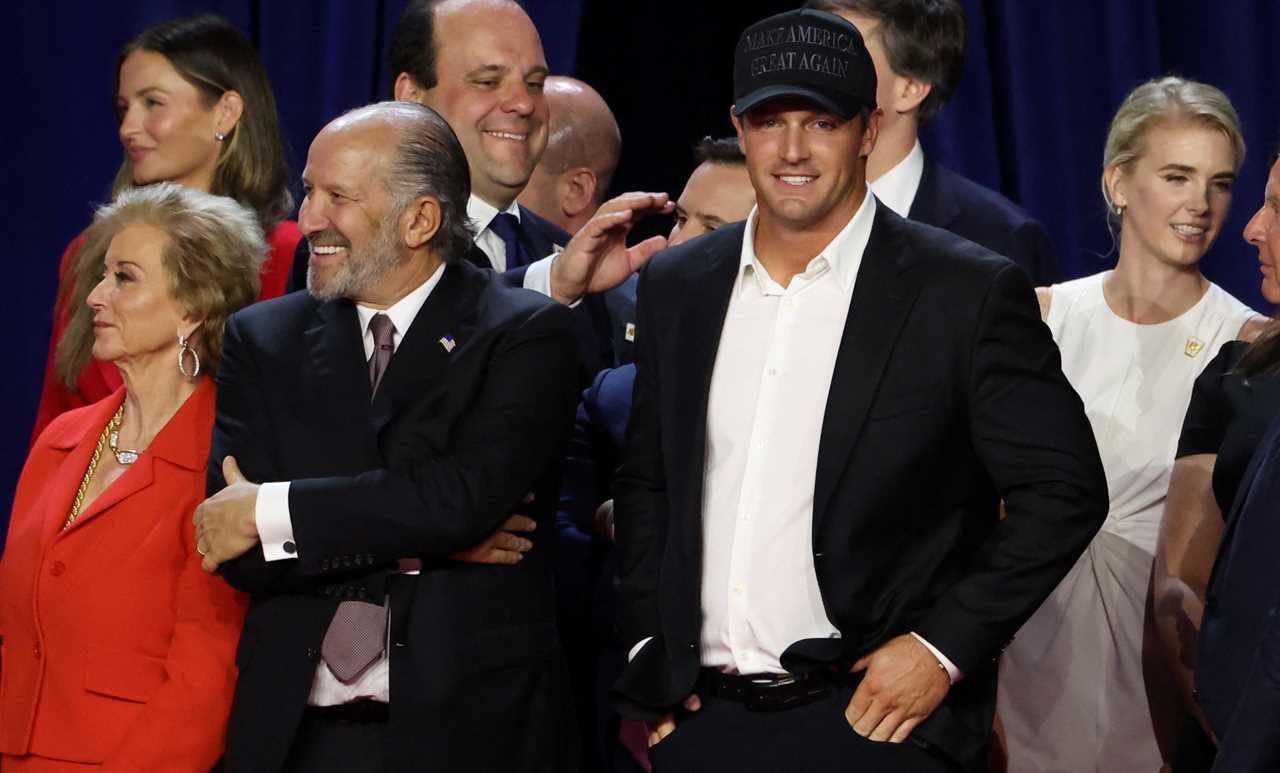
[845,633,951,743]
[647,693,702,747]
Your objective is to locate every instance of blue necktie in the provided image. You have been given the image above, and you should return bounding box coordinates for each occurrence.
[487,211,532,270]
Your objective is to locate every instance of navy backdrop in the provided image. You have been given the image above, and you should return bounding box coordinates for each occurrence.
[5,0,1277,536]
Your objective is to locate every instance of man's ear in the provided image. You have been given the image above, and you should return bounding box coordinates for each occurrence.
[891,75,932,116]
[730,108,746,147]
[859,108,883,159]
[402,195,443,250]
[560,168,598,218]
[394,72,424,104]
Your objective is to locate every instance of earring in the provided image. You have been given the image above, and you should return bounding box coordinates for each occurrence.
[214,131,227,142]
[1114,203,1126,217]
[178,335,201,378]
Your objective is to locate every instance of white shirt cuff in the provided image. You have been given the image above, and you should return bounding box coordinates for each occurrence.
[256,481,298,562]
[523,254,581,308]
[911,632,962,683]
[627,636,653,663]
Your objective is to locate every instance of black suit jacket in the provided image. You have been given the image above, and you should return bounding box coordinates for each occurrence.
[1198,415,1280,770]
[910,157,1061,286]
[210,260,581,773]
[611,204,1106,772]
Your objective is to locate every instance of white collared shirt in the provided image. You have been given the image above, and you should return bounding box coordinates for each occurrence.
[868,140,925,218]
[253,264,444,706]
[466,194,558,296]
[631,190,959,682]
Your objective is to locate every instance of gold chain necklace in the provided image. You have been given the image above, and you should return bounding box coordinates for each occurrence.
[63,405,124,531]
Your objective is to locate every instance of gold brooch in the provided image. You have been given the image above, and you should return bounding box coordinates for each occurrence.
[1184,337,1205,358]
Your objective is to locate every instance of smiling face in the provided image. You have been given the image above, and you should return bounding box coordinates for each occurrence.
[668,161,756,247]
[1244,158,1280,304]
[731,97,878,239]
[299,121,404,302]
[86,223,191,366]
[116,49,225,191]
[414,0,549,209]
[1108,120,1236,271]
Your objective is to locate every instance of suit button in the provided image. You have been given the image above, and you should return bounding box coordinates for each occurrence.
[283,541,296,555]
[49,561,66,577]
[353,555,364,567]
[342,556,352,568]
[320,558,331,571]
[306,647,320,661]
[33,644,41,658]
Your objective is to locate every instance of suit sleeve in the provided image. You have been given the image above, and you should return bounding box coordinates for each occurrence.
[1209,589,1280,772]
[913,262,1108,674]
[280,302,580,567]
[612,267,666,650]
[100,506,248,772]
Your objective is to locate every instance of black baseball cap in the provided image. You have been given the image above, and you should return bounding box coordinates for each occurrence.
[733,8,877,121]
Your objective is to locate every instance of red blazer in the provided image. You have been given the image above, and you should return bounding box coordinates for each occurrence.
[0,379,247,770]
[30,220,302,442]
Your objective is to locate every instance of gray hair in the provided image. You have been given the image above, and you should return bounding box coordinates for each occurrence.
[57,182,266,382]
[1101,76,1246,212]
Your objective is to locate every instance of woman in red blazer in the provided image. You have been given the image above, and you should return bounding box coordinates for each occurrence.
[0,183,265,771]
[31,13,302,443]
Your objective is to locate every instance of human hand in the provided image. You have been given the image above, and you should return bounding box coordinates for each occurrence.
[193,456,262,572]
[647,693,702,747]
[549,192,674,305]
[451,513,536,565]
[845,634,950,742]
[592,498,615,543]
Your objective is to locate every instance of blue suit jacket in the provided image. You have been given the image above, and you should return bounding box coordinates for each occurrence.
[1199,414,1280,771]
[909,157,1061,286]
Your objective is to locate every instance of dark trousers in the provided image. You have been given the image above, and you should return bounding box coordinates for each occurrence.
[647,686,959,773]
[282,711,387,773]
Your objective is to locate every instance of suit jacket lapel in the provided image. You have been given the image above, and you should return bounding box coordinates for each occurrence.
[370,263,479,436]
[671,225,744,548]
[303,297,380,461]
[907,158,960,231]
[813,207,921,534]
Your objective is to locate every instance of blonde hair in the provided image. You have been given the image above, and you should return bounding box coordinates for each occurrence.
[1101,76,1246,213]
[56,183,265,383]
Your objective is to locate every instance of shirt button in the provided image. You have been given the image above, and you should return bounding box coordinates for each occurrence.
[283,541,296,555]
[733,585,744,595]
[755,440,765,449]
[767,368,778,376]
[49,561,66,577]
[742,512,751,522]
[33,644,41,658]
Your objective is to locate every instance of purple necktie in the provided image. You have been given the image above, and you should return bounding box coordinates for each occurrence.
[319,313,397,684]
[487,212,533,269]
[367,313,395,397]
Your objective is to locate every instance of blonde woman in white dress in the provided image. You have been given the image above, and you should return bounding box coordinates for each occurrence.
[996,77,1268,773]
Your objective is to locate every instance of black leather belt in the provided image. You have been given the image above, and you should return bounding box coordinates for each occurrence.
[305,699,389,723]
[698,668,842,712]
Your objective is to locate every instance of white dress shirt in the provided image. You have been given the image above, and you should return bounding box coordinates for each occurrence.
[868,140,925,218]
[254,263,444,705]
[466,194,558,296]
[630,191,959,682]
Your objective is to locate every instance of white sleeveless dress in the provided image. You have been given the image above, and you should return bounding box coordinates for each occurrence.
[996,272,1254,773]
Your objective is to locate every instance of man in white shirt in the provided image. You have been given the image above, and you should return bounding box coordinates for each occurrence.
[806,0,1061,285]
[611,9,1106,772]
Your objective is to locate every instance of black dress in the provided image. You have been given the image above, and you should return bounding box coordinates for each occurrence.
[1171,338,1280,771]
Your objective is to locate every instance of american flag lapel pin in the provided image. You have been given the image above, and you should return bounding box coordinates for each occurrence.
[438,335,456,353]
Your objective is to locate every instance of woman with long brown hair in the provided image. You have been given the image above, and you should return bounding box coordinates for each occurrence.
[31,14,301,441]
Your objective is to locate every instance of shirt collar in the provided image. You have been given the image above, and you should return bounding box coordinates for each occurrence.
[868,140,924,218]
[738,191,877,294]
[355,262,446,347]
[466,194,521,242]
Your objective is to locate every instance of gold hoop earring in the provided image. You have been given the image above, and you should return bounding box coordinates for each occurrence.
[178,335,201,378]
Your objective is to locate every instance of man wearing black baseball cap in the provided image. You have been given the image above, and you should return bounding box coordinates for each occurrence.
[611,7,1106,772]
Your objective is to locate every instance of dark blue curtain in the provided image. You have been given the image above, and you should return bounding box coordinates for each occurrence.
[5,0,1276,534]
